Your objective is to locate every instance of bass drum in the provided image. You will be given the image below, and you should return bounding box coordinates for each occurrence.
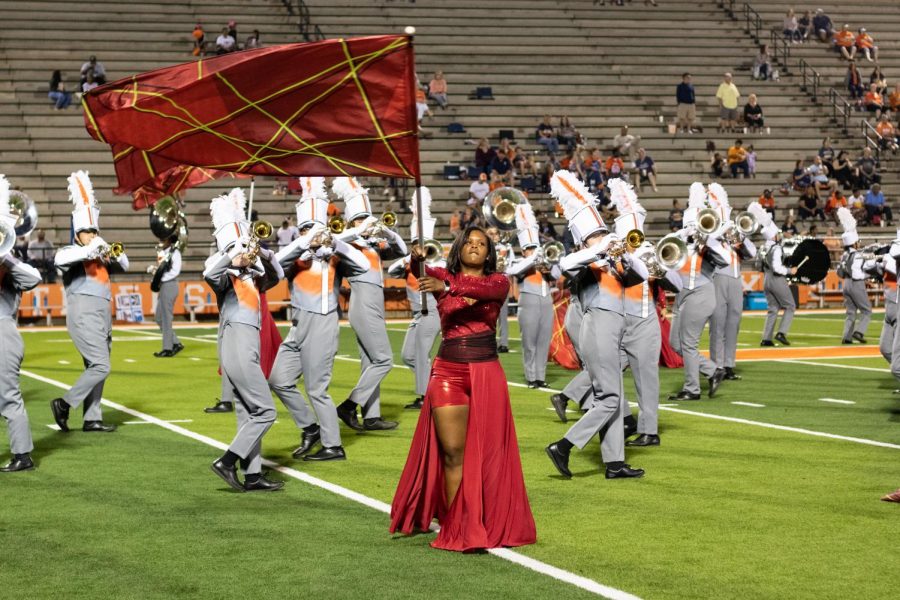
[783,237,830,285]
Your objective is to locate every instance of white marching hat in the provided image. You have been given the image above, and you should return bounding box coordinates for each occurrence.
[608,178,646,238]
[706,182,732,222]
[0,175,15,230]
[683,182,708,228]
[746,201,779,242]
[550,170,606,244]
[68,170,101,233]
[837,206,858,247]
[514,201,539,249]
[295,176,329,228]
[210,187,249,252]
[410,185,436,241]
[332,176,372,222]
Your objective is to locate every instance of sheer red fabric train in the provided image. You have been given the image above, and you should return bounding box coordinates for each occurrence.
[390,263,536,552]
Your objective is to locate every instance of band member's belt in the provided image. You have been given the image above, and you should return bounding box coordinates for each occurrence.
[437,332,498,363]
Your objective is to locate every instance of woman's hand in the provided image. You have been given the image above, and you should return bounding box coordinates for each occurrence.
[418,276,446,293]
[410,244,425,261]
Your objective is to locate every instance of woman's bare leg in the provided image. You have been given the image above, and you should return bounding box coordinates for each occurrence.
[432,405,469,506]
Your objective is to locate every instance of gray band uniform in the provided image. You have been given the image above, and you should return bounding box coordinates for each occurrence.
[155,248,182,352]
[507,253,561,383]
[709,238,756,369]
[0,254,41,455]
[879,255,898,361]
[841,249,872,341]
[761,241,796,341]
[560,290,593,407]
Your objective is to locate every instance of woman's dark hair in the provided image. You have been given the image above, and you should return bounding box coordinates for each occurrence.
[446,225,497,276]
[50,70,62,89]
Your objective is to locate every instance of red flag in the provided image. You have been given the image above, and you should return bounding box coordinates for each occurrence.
[83,35,420,209]
[549,290,581,370]
[129,164,247,209]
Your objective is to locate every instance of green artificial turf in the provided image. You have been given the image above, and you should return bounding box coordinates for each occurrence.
[2,312,898,599]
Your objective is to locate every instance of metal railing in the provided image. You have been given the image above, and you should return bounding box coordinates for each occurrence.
[742,3,763,42]
[827,88,852,133]
[798,59,820,103]
[719,0,736,18]
[861,119,883,159]
[768,28,791,71]
[282,0,325,41]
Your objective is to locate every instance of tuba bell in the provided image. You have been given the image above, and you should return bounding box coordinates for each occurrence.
[150,195,189,252]
[482,187,527,232]
[8,190,38,238]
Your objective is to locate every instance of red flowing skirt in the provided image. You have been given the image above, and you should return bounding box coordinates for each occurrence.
[390,357,537,552]
[259,293,283,378]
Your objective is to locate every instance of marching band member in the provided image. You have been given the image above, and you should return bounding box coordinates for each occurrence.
[151,234,183,357]
[549,269,593,421]
[545,173,648,480]
[887,236,900,386]
[486,226,514,353]
[707,183,756,380]
[332,176,407,431]
[387,187,443,410]
[751,203,796,347]
[269,177,370,461]
[837,207,872,344]
[0,175,41,472]
[50,171,128,434]
[205,189,283,492]
[668,183,728,401]
[879,231,900,361]
[506,202,560,389]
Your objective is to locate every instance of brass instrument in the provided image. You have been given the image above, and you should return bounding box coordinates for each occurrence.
[607,229,644,259]
[541,241,565,265]
[149,195,188,252]
[652,234,688,274]
[735,211,759,236]
[8,190,37,238]
[422,239,444,264]
[482,187,528,232]
[99,241,125,260]
[381,211,397,228]
[328,215,346,234]
[309,224,334,249]
[0,218,14,256]
[696,208,721,237]
[245,221,273,260]
[360,212,398,241]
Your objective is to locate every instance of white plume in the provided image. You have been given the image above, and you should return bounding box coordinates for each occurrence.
[210,187,246,230]
[514,201,537,232]
[746,201,771,228]
[688,182,707,210]
[0,175,9,217]
[837,206,857,233]
[299,176,327,201]
[706,182,731,211]
[331,176,368,202]
[68,170,96,208]
[607,178,644,215]
[411,186,432,221]
[550,170,594,220]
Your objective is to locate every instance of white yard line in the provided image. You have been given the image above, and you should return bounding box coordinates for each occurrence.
[819,398,856,405]
[776,359,890,373]
[20,368,639,600]
[731,401,765,408]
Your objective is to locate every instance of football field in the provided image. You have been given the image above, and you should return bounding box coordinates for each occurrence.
[3,312,898,599]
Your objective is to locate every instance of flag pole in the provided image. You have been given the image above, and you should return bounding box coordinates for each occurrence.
[415,178,427,316]
[247,176,255,221]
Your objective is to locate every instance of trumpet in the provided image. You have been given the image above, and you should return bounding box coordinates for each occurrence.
[98,242,125,260]
[245,221,273,260]
[381,211,397,228]
[309,224,334,249]
[328,215,346,234]
[686,208,721,246]
[422,238,444,264]
[360,212,398,241]
[607,229,644,259]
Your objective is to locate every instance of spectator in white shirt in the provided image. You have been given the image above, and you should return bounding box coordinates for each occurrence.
[469,172,490,203]
[27,229,55,282]
[275,220,298,250]
[80,55,106,85]
[82,71,99,94]
[216,28,236,54]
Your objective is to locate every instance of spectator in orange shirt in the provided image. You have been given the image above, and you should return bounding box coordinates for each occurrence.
[889,83,900,113]
[833,24,857,61]
[855,28,879,62]
[604,152,626,180]
[864,83,884,117]
[825,186,848,221]
[758,188,776,217]
[727,139,749,178]
[449,210,461,238]
[191,24,205,56]
[876,115,899,153]
[428,70,448,109]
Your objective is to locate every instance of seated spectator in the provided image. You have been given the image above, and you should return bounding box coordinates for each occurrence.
[747,145,757,178]
[710,152,726,178]
[216,27,236,54]
[743,94,764,132]
[825,186,848,221]
[469,172,490,203]
[875,116,899,153]
[818,137,836,172]
[80,55,106,87]
[668,199,684,231]
[191,24,205,56]
[889,82,900,113]
[806,155,832,189]
[798,186,825,221]
[758,188,776,216]
[537,212,558,243]
[428,70,448,109]
[604,151,626,180]
[536,115,559,154]
[82,71,99,94]
[245,30,261,49]
[846,62,865,103]
[864,83,885,116]
[782,214,799,236]
[856,147,881,187]
[856,28,879,62]
[558,116,581,151]
[489,149,513,185]
[513,150,537,179]
[870,67,887,96]
[833,24,856,61]
[864,183,893,225]
[783,9,800,43]
[791,159,812,190]
[415,83,432,128]
[833,150,854,189]
[798,9,813,42]
[227,20,238,43]
[497,137,514,160]
[752,45,772,80]
[812,9,834,43]
[613,125,641,160]
[27,229,55,282]
[565,149,586,181]
[848,188,867,222]
[461,205,483,230]
[631,147,658,192]
[584,147,604,191]
[48,70,72,110]
[727,139,749,178]
[474,137,495,174]
[540,153,561,192]
[449,210,461,238]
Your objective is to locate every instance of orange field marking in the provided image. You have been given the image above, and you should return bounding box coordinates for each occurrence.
[704,345,883,361]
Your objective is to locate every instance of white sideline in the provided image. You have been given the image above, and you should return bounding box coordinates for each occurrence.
[20,368,640,600]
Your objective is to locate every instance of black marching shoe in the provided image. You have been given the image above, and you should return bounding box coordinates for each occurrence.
[363,417,398,431]
[668,390,701,401]
[760,339,775,347]
[171,343,185,356]
[497,345,509,353]
[723,367,742,381]
[82,421,117,432]
[774,332,791,346]
[303,446,347,461]
[550,393,570,422]
[291,427,321,458]
[210,459,244,492]
[244,475,285,492]
[626,434,660,447]
[404,396,424,410]
[545,442,572,478]
[852,331,867,344]
[337,400,364,431]
[708,368,726,398]
[623,415,639,439]
[153,349,174,358]
[533,380,547,389]
[204,400,234,414]
[526,380,538,389]
[0,454,35,472]
[841,338,853,344]
[50,398,70,432]
[605,464,645,479]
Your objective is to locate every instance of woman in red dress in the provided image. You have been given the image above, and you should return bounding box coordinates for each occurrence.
[390,227,536,552]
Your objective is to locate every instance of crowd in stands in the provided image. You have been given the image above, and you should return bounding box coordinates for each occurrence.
[48,55,107,109]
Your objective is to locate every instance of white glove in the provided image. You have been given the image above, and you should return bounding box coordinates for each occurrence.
[316,245,335,261]
[593,234,618,256]
[360,215,379,229]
